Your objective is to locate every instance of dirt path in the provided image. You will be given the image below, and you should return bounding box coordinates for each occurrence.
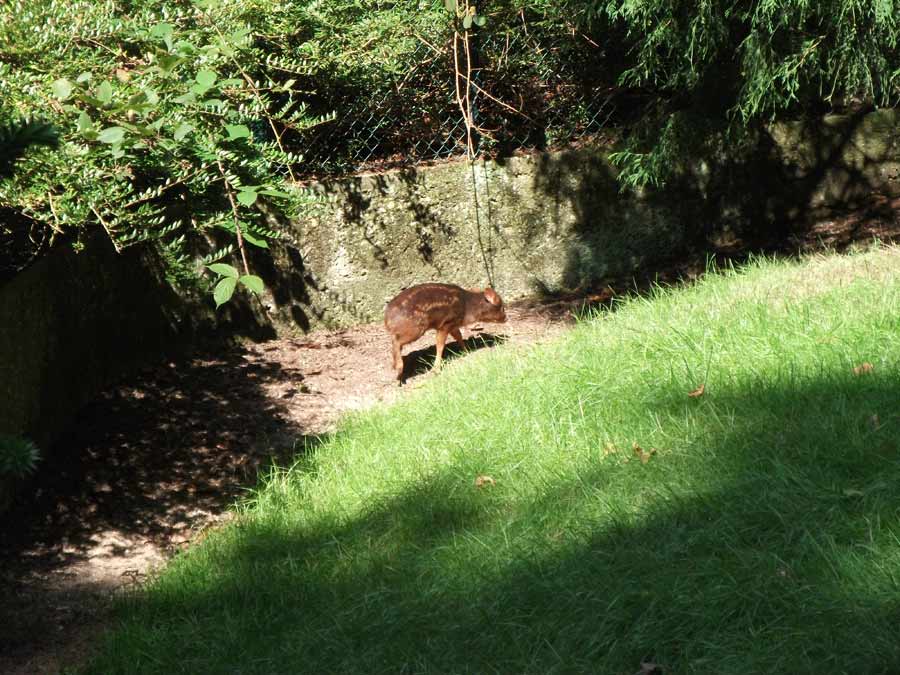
[0,301,576,675]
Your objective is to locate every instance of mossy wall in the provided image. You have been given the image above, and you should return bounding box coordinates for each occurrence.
[261,109,900,331]
[264,151,691,330]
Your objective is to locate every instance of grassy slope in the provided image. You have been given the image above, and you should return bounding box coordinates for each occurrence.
[85,247,900,674]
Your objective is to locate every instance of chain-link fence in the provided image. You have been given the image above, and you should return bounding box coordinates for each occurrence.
[294,24,616,178]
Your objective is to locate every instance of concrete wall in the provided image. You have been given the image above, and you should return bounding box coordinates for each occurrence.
[261,149,698,331]
[259,109,900,331]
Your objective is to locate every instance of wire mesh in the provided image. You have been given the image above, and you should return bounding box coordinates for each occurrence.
[293,24,615,178]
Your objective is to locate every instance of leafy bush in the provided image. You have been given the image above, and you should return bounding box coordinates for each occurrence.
[0,434,41,479]
[4,0,897,280]
[0,0,329,298]
[0,117,59,179]
[568,0,900,187]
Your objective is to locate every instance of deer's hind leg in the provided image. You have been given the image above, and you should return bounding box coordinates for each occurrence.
[450,327,465,351]
[433,328,450,371]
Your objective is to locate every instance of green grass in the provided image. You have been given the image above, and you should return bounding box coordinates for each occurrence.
[85,246,900,674]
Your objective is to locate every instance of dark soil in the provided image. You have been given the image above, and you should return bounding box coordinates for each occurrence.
[1,200,898,674]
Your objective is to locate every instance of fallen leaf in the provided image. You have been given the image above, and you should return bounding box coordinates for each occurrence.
[635,662,664,675]
[115,68,132,82]
[842,488,865,497]
[867,414,881,431]
[603,442,618,455]
[632,442,657,464]
[853,362,874,375]
[687,383,705,398]
[475,475,496,488]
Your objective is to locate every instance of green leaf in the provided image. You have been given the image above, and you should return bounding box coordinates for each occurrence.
[76,71,92,84]
[207,262,240,279]
[473,14,487,27]
[126,92,148,108]
[195,69,217,88]
[241,229,269,248]
[173,40,195,56]
[151,22,175,51]
[226,28,251,46]
[150,22,174,39]
[225,124,251,140]
[173,122,194,141]
[236,190,258,206]
[444,0,457,12]
[213,277,237,308]
[239,275,264,294]
[76,111,93,133]
[462,14,473,29]
[96,80,113,104]
[51,78,73,100]
[97,126,126,144]
[158,55,183,74]
[258,188,291,198]
[173,92,197,104]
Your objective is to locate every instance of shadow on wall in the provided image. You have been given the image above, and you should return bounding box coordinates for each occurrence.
[520,109,899,295]
[270,168,468,329]
[674,107,898,248]
[331,169,458,269]
[83,372,900,673]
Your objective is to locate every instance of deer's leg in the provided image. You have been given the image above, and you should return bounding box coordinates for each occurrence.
[450,327,465,351]
[391,337,404,381]
[434,329,449,370]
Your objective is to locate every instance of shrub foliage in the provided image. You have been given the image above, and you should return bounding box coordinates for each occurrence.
[0,0,330,293]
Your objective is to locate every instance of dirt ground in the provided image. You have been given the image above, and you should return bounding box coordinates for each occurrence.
[0,300,579,675]
[1,201,898,675]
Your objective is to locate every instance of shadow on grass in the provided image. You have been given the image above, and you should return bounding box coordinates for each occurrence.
[0,349,325,573]
[87,371,900,674]
[401,332,508,382]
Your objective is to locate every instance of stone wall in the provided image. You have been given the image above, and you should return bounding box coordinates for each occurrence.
[260,109,900,331]
[263,150,693,331]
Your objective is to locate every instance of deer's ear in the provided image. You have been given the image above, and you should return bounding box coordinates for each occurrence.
[484,288,501,306]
